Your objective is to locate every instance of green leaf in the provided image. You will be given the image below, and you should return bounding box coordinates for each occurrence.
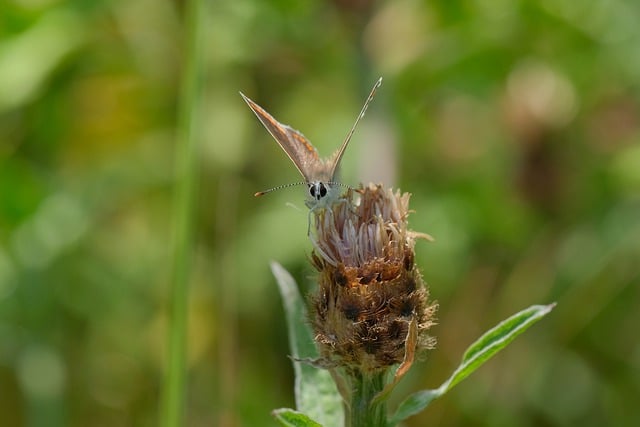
[271,262,344,427]
[388,303,556,426]
[272,408,323,427]
[388,390,439,425]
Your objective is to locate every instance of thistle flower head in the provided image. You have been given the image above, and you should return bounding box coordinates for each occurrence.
[310,184,436,374]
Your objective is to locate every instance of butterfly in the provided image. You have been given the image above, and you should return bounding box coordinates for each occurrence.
[240,77,382,209]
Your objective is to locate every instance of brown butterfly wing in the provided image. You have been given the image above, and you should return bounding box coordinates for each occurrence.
[327,77,383,179]
[240,93,328,183]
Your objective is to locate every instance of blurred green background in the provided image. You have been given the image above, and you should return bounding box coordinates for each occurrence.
[1,0,639,426]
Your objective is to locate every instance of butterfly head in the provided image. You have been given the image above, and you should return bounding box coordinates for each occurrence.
[305,181,338,210]
[304,181,352,211]
[308,181,328,201]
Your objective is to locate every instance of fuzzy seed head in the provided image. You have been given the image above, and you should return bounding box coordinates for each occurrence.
[310,184,437,373]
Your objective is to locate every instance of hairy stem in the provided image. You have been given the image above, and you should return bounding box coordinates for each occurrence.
[349,370,387,427]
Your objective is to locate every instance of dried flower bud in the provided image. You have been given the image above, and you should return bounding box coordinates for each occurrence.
[310,184,437,374]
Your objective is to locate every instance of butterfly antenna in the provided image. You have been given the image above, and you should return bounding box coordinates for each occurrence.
[254,182,308,197]
[327,181,353,191]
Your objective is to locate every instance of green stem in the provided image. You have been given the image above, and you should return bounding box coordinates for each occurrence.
[160,0,203,426]
[349,370,388,427]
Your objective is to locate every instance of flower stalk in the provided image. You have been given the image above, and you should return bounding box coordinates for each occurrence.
[348,370,387,427]
[269,182,554,427]
[308,184,437,426]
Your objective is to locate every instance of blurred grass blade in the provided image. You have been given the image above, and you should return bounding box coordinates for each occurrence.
[271,262,344,427]
[272,408,323,427]
[389,303,556,426]
[161,0,204,425]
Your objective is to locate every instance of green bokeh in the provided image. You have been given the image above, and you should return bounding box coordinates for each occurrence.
[1,0,639,426]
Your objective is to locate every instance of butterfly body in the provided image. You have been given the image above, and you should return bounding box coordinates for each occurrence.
[241,77,382,209]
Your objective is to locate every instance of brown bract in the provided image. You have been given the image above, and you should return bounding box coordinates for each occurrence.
[310,184,437,373]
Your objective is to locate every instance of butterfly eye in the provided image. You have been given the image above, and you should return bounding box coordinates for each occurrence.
[309,184,317,199]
